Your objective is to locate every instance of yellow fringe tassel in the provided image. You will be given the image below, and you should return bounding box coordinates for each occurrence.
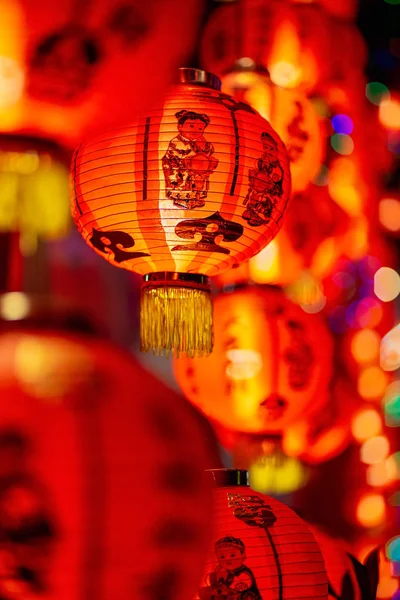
[140,285,213,358]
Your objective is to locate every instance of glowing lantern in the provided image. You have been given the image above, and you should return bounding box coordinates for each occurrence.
[282,377,357,464]
[197,469,328,600]
[310,527,379,600]
[174,285,333,434]
[0,0,203,148]
[0,300,213,600]
[224,185,350,288]
[222,66,325,192]
[200,1,330,93]
[0,136,70,250]
[72,69,291,357]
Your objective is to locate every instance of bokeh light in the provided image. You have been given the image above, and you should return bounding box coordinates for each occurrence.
[360,436,390,465]
[0,56,24,109]
[330,134,354,155]
[374,267,400,302]
[379,99,400,130]
[386,452,400,480]
[358,366,388,400]
[352,409,382,441]
[384,382,400,426]
[332,114,354,135]
[365,82,390,106]
[351,329,381,363]
[356,493,386,527]
[380,324,400,371]
[347,297,383,329]
[0,293,30,321]
[366,462,392,487]
[386,537,400,562]
[379,197,400,232]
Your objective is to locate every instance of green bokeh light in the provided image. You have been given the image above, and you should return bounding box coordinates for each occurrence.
[331,134,354,155]
[365,82,391,105]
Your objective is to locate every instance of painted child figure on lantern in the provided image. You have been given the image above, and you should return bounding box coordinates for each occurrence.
[200,536,262,600]
[242,132,284,227]
[162,110,219,209]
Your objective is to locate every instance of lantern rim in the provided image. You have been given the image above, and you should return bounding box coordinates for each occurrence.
[178,67,221,91]
[143,272,210,291]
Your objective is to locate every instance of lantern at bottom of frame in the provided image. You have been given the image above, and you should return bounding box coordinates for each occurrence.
[0,298,213,600]
[196,469,328,600]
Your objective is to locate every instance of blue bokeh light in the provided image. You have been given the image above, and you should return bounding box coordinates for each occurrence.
[332,114,354,135]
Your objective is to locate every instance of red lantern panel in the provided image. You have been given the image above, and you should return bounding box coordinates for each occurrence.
[197,469,328,600]
[175,285,334,434]
[0,0,203,147]
[0,328,213,600]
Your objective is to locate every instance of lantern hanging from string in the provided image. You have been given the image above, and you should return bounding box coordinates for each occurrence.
[72,68,291,357]
[174,285,333,434]
[222,64,325,192]
[196,468,328,600]
[0,296,213,600]
[0,0,202,148]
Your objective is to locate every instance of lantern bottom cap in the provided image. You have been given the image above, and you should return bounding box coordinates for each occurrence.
[140,274,213,358]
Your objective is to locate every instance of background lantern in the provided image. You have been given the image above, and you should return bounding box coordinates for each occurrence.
[72,68,291,357]
[174,285,333,434]
[0,297,214,600]
[0,0,203,148]
[197,468,328,600]
[0,136,70,251]
[222,66,325,192]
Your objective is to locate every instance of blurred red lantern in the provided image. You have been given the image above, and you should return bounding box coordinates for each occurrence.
[196,468,328,600]
[0,298,213,600]
[222,67,325,192]
[0,0,203,147]
[200,1,331,93]
[282,377,358,465]
[174,285,333,435]
[72,68,291,357]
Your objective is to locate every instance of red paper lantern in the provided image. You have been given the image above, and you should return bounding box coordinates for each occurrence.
[72,68,291,357]
[0,299,213,600]
[200,1,331,93]
[0,0,202,147]
[174,285,333,435]
[196,469,328,600]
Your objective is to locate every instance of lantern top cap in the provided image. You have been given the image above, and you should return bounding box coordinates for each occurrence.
[206,468,249,487]
[178,68,221,91]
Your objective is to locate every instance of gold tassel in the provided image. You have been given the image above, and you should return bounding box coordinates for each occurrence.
[140,285,213,358]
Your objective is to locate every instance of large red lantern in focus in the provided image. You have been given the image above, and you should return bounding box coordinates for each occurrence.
[197,469,328,600]
[174,285,333,435]
[0,0,202,147]
[0,299,213,600]
[72,68,291,357]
